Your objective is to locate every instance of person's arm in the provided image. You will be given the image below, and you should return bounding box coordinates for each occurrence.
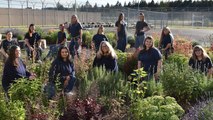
[61,32,67,45]
[141,22,150,33]
[163,43,172,51]
[154,59,162,80]
[0,42,8,58]
[115,21,119,40]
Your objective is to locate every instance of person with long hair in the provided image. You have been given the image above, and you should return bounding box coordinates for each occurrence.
[115,12,127,52]
[93,41,118,72]
[138,36,162,80]
[92,25,108,52]
[48,46,76,98]
[189,45,212,77]
[67,15,83,58]
[159,26,174,59]
[0,31,19,62]
[2,45,36,92]
[24,24,42,62]
[135,12,150,49]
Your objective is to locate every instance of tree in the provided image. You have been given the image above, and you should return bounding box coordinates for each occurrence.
[94,3,98,8]
[56,2,64,10]
[105,3,110,8]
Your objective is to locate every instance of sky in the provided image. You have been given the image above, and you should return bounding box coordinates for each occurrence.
[0,0,165,8]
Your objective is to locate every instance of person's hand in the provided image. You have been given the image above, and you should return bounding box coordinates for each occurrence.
[140,29,145,32]
[64,76,70,87]
[5,54,8,58]
[78,38,82,45]
[29,75,36,80]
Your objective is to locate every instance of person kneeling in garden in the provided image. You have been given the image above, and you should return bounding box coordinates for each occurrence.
[93,41,118,72]
[47,46,76,99]
[189,45,213,78]
[138,36,162,81]
[2,45,36,94]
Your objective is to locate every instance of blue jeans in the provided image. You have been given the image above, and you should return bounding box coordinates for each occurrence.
[69,39,80,58]
[135,35,145,49]
[44,76,76,99]
[44,44,61,60]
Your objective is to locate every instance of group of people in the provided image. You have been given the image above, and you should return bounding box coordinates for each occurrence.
[1,12,212,99]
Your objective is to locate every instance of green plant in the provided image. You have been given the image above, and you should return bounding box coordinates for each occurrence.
[166,53,189,68]
[82,31,93,47]
[106,32,116,48]
[161,63,207,104]
[145,80,164,97]
[130,96,184,120]
[17,34,24,40]
[127,36,135,48]
[35,26,46,38]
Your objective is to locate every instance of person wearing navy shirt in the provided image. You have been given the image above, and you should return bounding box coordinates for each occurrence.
[92,25,108,52]
[135,12,150,49]
[48,46,76,98]
[57,23,67,46]
[0,31,19,62]
[2,45,36,92]
[67,15,82,58]
[159,26,174,59]
[138,36,162,80]
[115,13,127,52]
[93,41,118,72]
[189,45,213,78]
[24,24,42,62]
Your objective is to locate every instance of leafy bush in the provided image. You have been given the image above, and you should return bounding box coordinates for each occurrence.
[106,32,116,48]
[166,53,189,68]
[82,31,93,48]
[160,63,207,104]
[130,96,184,120]
[44,30,58,44]
[145,80,164,97]
[173,37,192,56]
[17,34,24,40]
[35,26,46,38]
[127,36,135,48]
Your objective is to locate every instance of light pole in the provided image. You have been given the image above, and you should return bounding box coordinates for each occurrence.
[54,0,61,26]
[7,0,12,28]
[20,1,25,26]
[40,0,45,27]
[30,2,37,24]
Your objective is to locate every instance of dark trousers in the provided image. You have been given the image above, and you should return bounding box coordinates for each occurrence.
[117,36,127,52]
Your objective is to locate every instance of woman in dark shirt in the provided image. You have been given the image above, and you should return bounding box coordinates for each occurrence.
[189,45,212,78]
[92,25,108,52]
[93,41,118,72]
[138,36,162,80]
[48,46,76,97]
[0,31,19,62]
[159,26,174,59]
[2,45,36,92]
[135,12,150,49]
[115,13,127,52]
[67,15,83,58]
[24,24,42,62]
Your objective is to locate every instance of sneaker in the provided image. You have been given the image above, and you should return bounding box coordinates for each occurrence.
[65,91,75,97]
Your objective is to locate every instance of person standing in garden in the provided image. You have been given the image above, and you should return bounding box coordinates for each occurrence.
[93,41,118,72]
[158,26,174,59]
[0,31,19,62]
[135,12,150,50]
[115,12,127,52]
[138,36,162,80]
[92,25,108,52]
[48,46,76,98]
[24,24,42,63]
[67,15,83,58]
[189,45,213,78]
[2,45,36,93]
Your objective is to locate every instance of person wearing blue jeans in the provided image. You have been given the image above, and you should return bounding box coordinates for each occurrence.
[67,15,82,58]
[46,46,76,99]
[135,12,150,50]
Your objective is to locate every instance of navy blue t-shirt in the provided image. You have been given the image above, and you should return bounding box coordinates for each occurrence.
[49,58,75,83]
[92,34,108,51]
[2,58,31,91]
[189,57,212,73]
[57,31,66,44]
[161,34,172,48]
[138,47,162,74]
[93,55,118,72]
[68,23,82,38]
[24,32,41,47]
[135,21,148,36]
[115,21,127,38]
[0,39,19,54]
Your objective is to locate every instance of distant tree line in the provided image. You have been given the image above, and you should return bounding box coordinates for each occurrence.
[45,0,213,11]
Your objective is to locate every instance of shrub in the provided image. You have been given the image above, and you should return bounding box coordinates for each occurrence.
[44,30,58,44]
[106,32,116,48]
[127,36,135,48]
[35,27,46,38]
[173,37,192,56]
[166,53,189,68]
[160,63,207,104]
[145,80,164,97]
[130,96,184,120]
[82,31,93,48]
[17,34,24,40]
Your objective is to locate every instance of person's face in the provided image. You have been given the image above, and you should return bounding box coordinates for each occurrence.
[15,47,21,58]
[120,14,124,20]
[59,25,64,31]
[99,26,104,33]
[6,32,13,40]
[139,15,144,20]
[145,39,153,49]
[71,16,77,23]
[30,26,35,32]
[163,29,169,35]
[195,49,203,57]
[61,48,69,59]
[101,43,109,53]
